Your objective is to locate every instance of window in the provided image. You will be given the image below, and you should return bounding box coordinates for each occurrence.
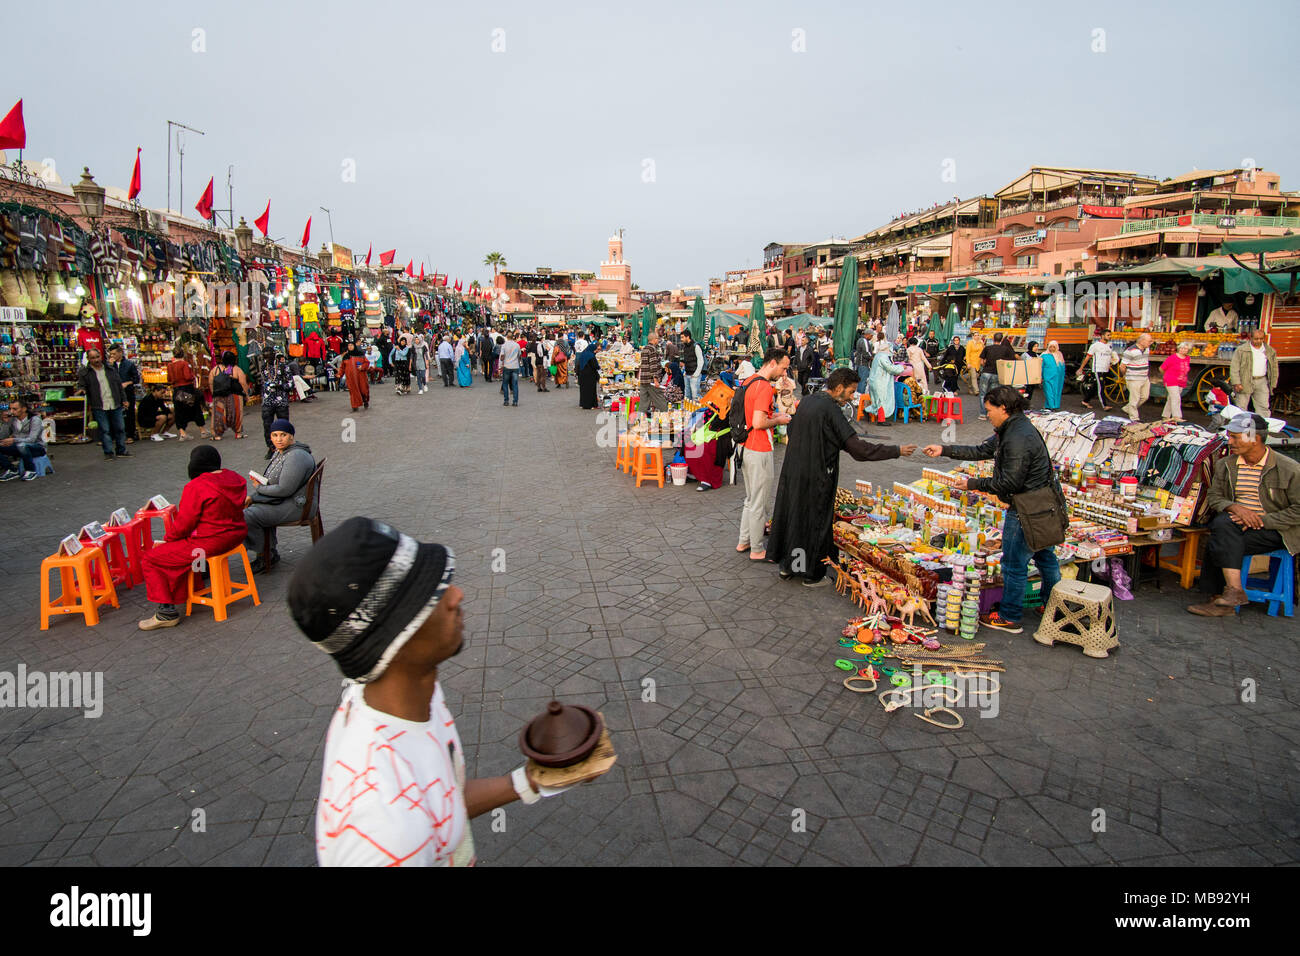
[1016,254,1037,267]
[976,256,1003,272]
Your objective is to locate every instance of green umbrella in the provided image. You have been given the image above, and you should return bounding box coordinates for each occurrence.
[691,296,706,343]
[748,296,765,363]
[943,303,959,342]
[705,308,717,348]
[641,305,657,344]
[831,256,858,370]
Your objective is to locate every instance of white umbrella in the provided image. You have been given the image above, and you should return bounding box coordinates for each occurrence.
[885,302,900,343]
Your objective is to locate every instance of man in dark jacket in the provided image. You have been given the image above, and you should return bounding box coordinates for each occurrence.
[923,384,1061,633]
[795,334,816,393]
[76,348,131,461]
[108,344,141,443]
[977,332,1017,413]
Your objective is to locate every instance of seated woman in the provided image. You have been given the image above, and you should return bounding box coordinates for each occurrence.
[138,445,248,629]
[244,419,316,573]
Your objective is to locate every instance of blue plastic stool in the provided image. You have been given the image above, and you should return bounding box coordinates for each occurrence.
[29,454,54,477]
[1237,549,1294,618]
[894,382,924,423]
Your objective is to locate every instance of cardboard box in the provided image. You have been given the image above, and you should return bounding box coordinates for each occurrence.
[997,356,1042,386]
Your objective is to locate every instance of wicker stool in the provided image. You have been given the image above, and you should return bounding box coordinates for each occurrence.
[1033,580,1118,659]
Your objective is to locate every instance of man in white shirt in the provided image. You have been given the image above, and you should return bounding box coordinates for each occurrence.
[1079,329,1115,411]
[1229,329,1278,418]
[1118,332,1154,421]
[436,336,455,387]
[290,517,592,867]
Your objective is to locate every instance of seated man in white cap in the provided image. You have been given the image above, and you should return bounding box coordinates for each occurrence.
[289,517,582,866]
[1188,413,1300,616]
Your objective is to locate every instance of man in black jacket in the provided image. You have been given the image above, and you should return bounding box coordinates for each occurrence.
[76,348,131,461]
[977,332,1017,414]
[107,345,141,443]
[795,334,816,393]
[923,385,1060,633]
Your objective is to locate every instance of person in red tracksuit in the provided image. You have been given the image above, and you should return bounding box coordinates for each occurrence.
[138,445,248,630]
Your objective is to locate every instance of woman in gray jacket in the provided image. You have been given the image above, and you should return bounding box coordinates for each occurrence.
[244,418,315,572]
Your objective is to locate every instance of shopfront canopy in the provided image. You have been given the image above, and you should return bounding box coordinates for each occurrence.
[1218,235,1300,256]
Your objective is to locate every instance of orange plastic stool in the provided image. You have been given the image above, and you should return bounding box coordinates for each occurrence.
[937,395,964,423]
[855,393,871,421]
[186,544,261,622]
[134,504,178,550]
[615,432,635,473]
[40,546,120,629]
[634,442,665,488]
[80,529,133,590]
[102,515,150,587]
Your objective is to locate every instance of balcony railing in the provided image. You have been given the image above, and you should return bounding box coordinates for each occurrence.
[1119,213,1300,234]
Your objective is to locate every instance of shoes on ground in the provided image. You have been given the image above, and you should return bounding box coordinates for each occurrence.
[138,614,181,630]
[979,611,1022,633]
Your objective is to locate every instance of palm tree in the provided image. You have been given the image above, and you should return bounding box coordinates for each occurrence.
[592,298,609,312]
[483,252,507,280]
[470,279,481,290]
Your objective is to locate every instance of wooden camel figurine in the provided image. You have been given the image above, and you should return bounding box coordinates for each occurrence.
[895,594,937,628]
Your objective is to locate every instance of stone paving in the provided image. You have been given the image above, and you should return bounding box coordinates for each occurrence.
[0,375,1296,867]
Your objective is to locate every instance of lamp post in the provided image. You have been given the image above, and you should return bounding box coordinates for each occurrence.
[72,167,106,223]
[319,206,335,247]
[233,216,253,256]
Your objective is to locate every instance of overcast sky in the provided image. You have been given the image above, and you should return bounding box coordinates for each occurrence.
[9,0,1298,290]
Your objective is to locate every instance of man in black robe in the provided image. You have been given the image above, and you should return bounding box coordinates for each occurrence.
[768,367,916,587]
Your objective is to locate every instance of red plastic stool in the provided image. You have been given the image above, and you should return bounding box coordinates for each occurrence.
[79,528,133,589]
[101,516,150,587]
[134,503,178,550]
[937,395,963,423]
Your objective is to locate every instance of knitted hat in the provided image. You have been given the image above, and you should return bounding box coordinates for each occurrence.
[187,444,221,480]
[287,517,455,682]
[269,418,294,435]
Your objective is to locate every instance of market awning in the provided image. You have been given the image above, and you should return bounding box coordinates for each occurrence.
[1219,234,1300,255]
[1222,269,1300,295]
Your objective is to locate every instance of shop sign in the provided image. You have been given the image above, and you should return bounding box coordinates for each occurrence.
[1014,230,1046,248]
[1217,216,1237,229]
[331,244,352,270]
[1081,204,1125,218]
[0,306,25,323]
[973,239,997,253]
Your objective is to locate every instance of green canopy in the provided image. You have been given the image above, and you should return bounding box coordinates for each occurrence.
[1219,235,1300,255]
[641,305,657,342]
[1222,269,1300,295]
[690,296,706,343]
[773,312,832,331]
[927,303,958,343]
[832,256,858,369]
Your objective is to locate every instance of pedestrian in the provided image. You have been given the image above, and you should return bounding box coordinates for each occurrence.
[638,331,669,411]
[1229,328,1279,418]
[852,327,872,395]
[412,334,430,394]
[532,334,551,392]
[1041,340,1066,411]
[389,336,412,396]
[209,350,248,440]
[1119,332,1153,421]
[681,330,703,401]
[107,345,141,444]
[499,334,521,406]
[1023,341,1041,405]
[168,352,210,440]
[923,385,1064,634]
[479,332,494,383]
[1079,329,1115,411]
[259,348,293,459]
[289,517,587,866]
[938,336,965,394]
[861,340,909,426]
[965,334,984,395]
[437,335,455,387]
[977,332,1016,413]
[1160,341,1192,420]
[906,337,933,395]
[736,347,792,561]
[342,345,371,411]
[76,348,131,461]
[768,367,915,586]
[576,338,600,409]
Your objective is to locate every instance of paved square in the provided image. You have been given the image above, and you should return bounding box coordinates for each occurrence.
[1,381,1296,866]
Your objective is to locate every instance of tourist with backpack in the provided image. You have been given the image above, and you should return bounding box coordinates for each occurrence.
[209,350,248,440]
[733,347,792,562]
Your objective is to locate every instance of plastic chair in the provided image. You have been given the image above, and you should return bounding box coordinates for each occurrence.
[937,395,964,423]
[100,516,150,588]
[633,441,665,488]
[1237,549,1294,617]
[187,544,261,622]
[615,433,636,473]
[260,458,327,567]
[1033,580,1118,658]
[40,545,119,629]
[29,453,54,476]
[855,393,872,422]
[894,382,924,424]
[80,529,133,589]
[134,503,178,550]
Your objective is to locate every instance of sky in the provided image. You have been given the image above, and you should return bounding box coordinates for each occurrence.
[8,0,1298,292]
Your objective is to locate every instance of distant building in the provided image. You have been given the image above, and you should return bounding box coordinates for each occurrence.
[493,234,633,315]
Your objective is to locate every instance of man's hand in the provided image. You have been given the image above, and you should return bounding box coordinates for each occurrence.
[775,412,792,425]
[1232,384,1244,393]
[950,476,969,491]
[922,444,945,458]
[244,495,253,508]
[1227,504,1264,529]
[898,444,917,457]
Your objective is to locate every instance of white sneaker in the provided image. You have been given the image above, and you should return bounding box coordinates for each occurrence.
[151,434,164,442]
[163,431,177,438]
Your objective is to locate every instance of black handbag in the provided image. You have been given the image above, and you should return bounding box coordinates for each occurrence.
[1011,481,1068,553]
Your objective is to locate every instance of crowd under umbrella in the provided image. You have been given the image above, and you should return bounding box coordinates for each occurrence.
[831,254,858,369]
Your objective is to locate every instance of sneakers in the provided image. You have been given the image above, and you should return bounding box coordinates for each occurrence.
[20,471,36,481]
[802,577,831,588]
[138,614,181,630]
[104,454,115,462]
[979,611,1023,633]
[151,434,165,442]
[163,431,177,438]
[0,469,20,482]
[116,450,132,458]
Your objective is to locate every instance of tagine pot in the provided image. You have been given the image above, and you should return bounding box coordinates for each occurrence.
[519,700,604,768]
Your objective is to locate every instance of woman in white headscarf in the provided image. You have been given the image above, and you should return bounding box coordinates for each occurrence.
[1041,340,1066,411]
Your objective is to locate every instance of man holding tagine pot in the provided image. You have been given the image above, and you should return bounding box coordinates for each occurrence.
[289,517,612,866]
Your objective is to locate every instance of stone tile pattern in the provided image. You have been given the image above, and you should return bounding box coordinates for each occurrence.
[1,377,1296,867]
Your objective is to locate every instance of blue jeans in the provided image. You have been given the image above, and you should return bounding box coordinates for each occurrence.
[978,371,999,405]
[0,441,45,471]
[500,368,519,404]
[92,407,127,455]
[857,365,870,393]
[998,509,1061,623]
[684,374,701,401]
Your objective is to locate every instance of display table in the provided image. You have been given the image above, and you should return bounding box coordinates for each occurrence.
[1157,525,1208,590]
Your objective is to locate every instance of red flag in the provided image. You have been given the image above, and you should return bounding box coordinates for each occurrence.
[365,244,372,266]
[379,249,395,265]
[301,216,311,248]
[127,148,142,201]
[0,99,25,151]
[195,177,215,220]
[406,260,414,278]
[254,201,270,237]
[419,263,425,281]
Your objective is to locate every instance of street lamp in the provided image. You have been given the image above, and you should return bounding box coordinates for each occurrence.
[233,216,253,256]
[72,167,106,222]
[318,243,332,271]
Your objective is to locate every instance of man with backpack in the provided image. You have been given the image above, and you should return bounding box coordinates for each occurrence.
[733,347,792,562]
